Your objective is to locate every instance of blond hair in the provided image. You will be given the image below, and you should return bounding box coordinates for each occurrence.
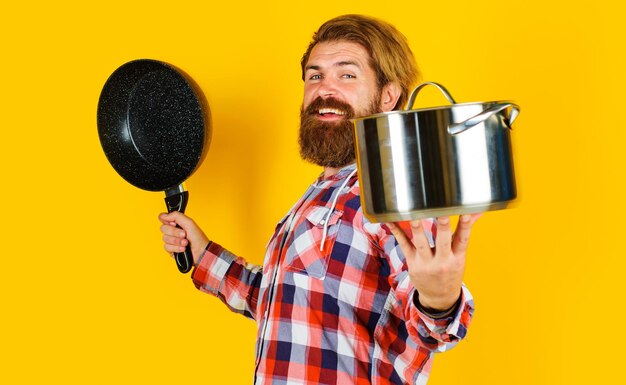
[300,14,420,110]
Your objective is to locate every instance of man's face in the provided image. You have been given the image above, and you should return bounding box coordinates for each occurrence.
[299,41,384,168]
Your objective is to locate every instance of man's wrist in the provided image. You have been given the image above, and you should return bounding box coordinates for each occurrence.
[414,290,462,319]
[193,240,213,265]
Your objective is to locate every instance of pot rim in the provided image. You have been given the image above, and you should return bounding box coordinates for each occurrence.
[350,100,516,122]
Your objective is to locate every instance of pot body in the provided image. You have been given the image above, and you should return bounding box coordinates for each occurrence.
[354,101,517,222]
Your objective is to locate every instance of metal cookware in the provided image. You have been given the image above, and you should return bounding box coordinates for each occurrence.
[353,82,519,223]
[97,59,211,273]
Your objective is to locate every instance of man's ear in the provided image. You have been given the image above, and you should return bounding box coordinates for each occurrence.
[380,82,402,112]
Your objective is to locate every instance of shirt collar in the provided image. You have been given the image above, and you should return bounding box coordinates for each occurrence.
[315,163,357,185]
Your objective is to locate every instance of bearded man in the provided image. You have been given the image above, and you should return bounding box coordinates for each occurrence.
[159,14,480,385]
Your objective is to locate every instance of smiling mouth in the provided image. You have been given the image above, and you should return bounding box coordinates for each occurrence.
[318,108,346,116]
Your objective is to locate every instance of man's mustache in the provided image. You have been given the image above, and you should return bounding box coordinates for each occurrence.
[303,97,355,119]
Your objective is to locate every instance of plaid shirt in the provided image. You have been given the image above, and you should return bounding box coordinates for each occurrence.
[192,163,474,385]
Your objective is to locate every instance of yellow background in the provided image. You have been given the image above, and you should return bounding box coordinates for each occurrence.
[1,0,624,384]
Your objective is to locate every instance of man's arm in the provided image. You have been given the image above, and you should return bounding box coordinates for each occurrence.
[366,216,479,351]
[159,212,262,320]
[191,242,262,319]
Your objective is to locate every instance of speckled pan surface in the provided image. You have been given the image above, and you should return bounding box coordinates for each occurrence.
[97,59,210,192]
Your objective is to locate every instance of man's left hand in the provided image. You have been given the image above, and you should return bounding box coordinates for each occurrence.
[387,214,481,312]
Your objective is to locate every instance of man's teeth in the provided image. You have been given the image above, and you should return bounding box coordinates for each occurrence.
[319,108,345,116]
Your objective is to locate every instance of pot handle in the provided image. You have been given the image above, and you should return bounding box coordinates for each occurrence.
[406,81,457,109]
[448,102,520,135]
[406,82,520,135]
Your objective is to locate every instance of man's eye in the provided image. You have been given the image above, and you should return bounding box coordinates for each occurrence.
[309,74,322,80]
[343,74,356,79]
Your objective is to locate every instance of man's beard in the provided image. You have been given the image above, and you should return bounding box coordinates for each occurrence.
[298,94,381,168]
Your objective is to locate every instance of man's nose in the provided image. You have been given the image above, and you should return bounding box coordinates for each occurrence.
[317,78,338,98]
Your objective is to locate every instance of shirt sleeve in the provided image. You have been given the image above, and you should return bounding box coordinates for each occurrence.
[364,219,475,353]
[191,241,263,320]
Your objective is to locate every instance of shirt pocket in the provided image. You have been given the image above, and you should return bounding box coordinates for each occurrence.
[284,205,343,279]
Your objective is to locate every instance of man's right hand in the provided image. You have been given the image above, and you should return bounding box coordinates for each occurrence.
[158,212,209,265]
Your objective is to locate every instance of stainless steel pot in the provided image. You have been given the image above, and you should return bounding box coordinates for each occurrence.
[353,82,519,222]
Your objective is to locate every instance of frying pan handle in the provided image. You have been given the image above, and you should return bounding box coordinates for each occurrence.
[164,190,194,273]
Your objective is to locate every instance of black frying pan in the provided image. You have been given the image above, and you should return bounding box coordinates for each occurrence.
[97,59,211,273]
